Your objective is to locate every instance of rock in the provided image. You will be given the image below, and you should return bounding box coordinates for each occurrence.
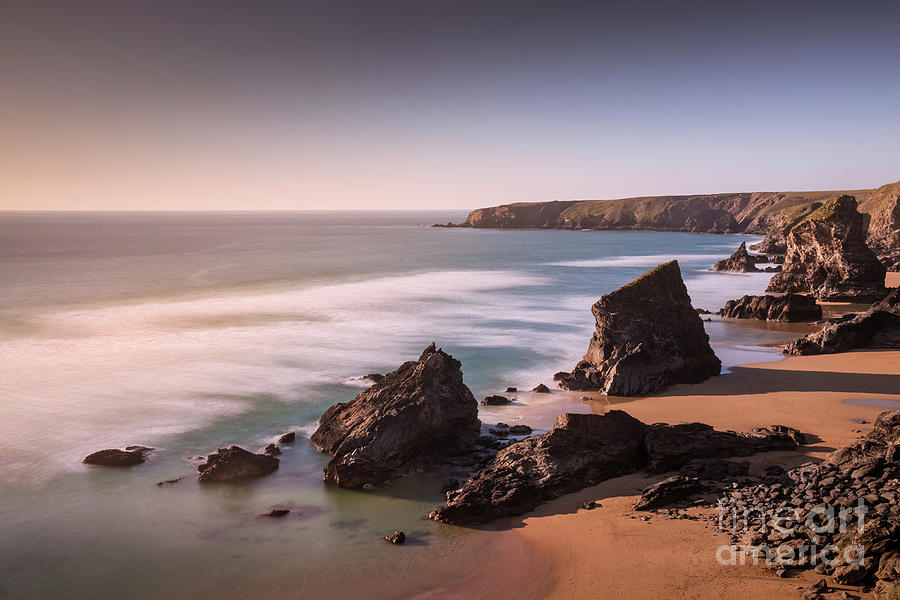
[197,446,279,482]
[579,396,592,402]
[488,423,509,436]
[718,294,822,322]
[277,432,296,444]
[482,395,511,405]
[83,447,151,467]
[863,180,900,270]
[695,308,712,315]
[310,344,480,488]
[532,383,551,393]
[785,287,900,355]
[508,425,533,435]
[428,411,650,525]
[876,550,900,582]
[440,478,460,494]
[713,242,760,272]
[364,373,385,384]
[582,500,600,510]
[384,531,406,544]
[505,387,517,393]
[157,476,184,486]
[644,422,801,473]
[768,195,888,302]
[679,458,749,480]
[262,509,290,517]
[263,444,281,456]
[829,410,900,470]
[874,580,900,600]
[634,476,704,510]
[552,371,569,381]
[556,261,721,395]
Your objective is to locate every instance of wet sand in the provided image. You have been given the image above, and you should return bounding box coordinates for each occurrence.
[487,348,900,600]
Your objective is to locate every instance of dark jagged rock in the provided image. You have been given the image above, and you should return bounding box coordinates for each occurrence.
[644,422,801,473]
[633,475,704,510]
[428,411,649,525]
[83,447,152,467]
[481,395,511,405]
[768,196,888,302]
[384,531,406,544]
[277,432,295,444]
[505,387,517,393]
[157,475,184,486]
[718,293,822,322]
[712,242,760,272]
[532,383,551,393]
[363,373,384,384]
[557,261,721,395]
[262,509,290,517]
[197,446,279,482]
[828,410,900,470]
[508,425,533,435]
[785,287,900,355]
[310,344,480,488]
[428,412,801,525]
[263,444,281,456]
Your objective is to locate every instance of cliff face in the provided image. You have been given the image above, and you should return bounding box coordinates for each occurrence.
[767,195,887,302]
[452,180,900,267]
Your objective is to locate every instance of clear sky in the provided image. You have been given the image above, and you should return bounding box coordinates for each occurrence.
[2,0,899,210]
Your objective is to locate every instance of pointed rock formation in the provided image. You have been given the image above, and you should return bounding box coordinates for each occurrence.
[718,293,822,322]
[767,195,888,302]
[712,242,760,272]
[556,261,721,395]
[310,344,480,488]
[864,181,900,270]
[785,287,900,355]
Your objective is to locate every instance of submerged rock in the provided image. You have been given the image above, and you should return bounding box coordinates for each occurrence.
[481,395,511,405]
[310,344,480,488]
[785,287,900,355]
[718,293,822,322]
[712,242,760,272]
[556,261,721,395]
[197,446,279,482]
[263,443,281,456]
[428,411,649,525]
[768,195,887,302]
[384,531,406,544]
[83,447,152,467]
[532,383,551,393]
[277,432,295,444]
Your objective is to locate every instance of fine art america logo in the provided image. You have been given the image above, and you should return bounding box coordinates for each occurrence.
[715,494,869,567]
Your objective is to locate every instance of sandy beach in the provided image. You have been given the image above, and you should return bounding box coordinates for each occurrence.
[450,273,900,600]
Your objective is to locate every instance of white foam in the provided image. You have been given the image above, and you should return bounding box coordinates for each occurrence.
[547,253,727,268]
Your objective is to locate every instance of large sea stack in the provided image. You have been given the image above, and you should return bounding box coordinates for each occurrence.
[767,195,887,302]
[556,261,721,395]
[785,287,900,355]
[310,343,481,488]
[712,242,759,272]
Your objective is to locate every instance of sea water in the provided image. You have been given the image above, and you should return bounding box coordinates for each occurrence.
[0,211,789,599]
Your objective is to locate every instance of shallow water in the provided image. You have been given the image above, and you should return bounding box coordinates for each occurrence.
[0,211,798,599]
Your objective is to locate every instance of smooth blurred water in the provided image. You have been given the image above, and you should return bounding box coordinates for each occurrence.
[0,211,794,599]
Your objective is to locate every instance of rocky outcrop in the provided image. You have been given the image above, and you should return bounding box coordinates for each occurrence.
[712,242,760,272]
[644,423,803,474]
[767,195,887,302]
[428,411,649,525]
[633,476,703,511]
[718,294,822,322]
[310,344,480,488]
[197,446,279,482]
[428,412,801,525]
[862,180,900,269]
[532,383,550,393]
[556,261,721,395]
[83,446,152,467]
[785,287,900,354]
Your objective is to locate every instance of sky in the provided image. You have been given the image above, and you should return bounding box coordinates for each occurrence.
[1,0,899,211]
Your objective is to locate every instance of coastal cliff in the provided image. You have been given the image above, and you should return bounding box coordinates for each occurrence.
[442,179,900,268]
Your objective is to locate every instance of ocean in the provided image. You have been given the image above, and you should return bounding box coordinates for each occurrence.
[0,211,796,599]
